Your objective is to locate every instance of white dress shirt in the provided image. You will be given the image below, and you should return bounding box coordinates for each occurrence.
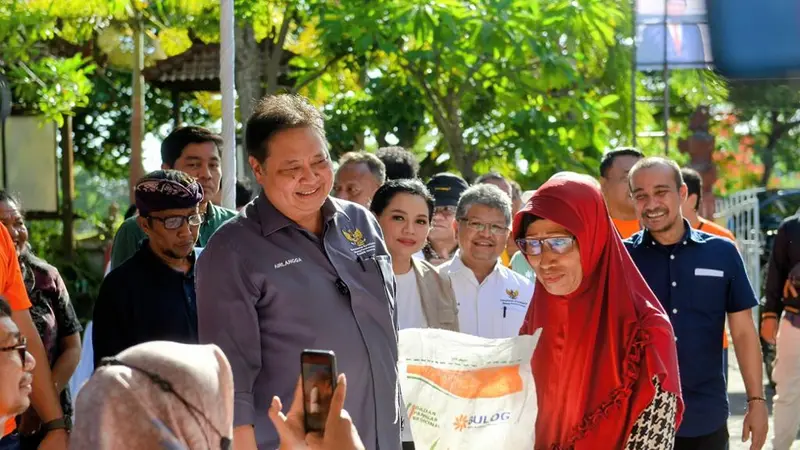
[438,250,534,338]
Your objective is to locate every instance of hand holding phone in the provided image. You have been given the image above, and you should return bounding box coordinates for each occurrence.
[268,372,365,450]
[301,350,338,433]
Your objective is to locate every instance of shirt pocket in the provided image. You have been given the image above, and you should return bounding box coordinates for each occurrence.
[687,268,728,318]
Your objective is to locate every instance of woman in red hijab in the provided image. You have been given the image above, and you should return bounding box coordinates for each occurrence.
[513,173,683,450]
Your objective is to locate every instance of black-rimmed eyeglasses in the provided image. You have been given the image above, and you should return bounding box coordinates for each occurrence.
[147,214,203,230]
[0,336,27,363]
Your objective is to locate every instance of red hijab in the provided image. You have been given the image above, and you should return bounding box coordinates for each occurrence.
[514,173,683,450]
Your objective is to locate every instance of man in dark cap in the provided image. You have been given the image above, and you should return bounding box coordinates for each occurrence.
[424,173,469,265]
[92,170,204,367]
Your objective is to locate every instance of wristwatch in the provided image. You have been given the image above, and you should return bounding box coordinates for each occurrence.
[42,417,72,434]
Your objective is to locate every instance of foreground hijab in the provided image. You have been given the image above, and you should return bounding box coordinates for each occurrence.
[513,173,683,450]
[71,341,234,449]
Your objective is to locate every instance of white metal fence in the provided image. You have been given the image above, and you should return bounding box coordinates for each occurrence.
[714,188,764,298]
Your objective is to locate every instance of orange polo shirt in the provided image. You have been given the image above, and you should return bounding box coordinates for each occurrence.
[697,217,736,242]
[1,225,32,436]
[612,217,641,239]
[692,217,737,350]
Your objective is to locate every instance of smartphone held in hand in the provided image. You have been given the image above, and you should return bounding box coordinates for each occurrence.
[301,349,338,433]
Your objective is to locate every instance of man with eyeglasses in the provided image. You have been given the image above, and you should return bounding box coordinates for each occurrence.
[93,170,205,367]
[108,126,237,271]
[438,184,534,338]
[0,297,35,427]
[422,173,469,265]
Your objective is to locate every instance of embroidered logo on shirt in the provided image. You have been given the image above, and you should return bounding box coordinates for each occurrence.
[343,228,367,247]
[342,228,376,256]
[274,257,303,269]
[505,288,519,300]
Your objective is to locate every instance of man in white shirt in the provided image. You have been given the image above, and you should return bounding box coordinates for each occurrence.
[438,184,534,338]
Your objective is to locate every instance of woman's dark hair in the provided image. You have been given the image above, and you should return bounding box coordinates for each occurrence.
[370,179,434,220]
[515,213,541,240]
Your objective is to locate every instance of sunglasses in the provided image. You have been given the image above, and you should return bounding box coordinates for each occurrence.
[147,213,203,230]
[0,336,27,363]
[515,236,577,256]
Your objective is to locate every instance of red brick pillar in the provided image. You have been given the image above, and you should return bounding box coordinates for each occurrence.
[679,106,717,218]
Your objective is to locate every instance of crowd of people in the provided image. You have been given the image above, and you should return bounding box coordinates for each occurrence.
[0,92,796,450]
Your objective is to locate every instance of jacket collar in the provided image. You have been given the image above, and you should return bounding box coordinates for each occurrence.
[255,192,346,237]
[639,218,702,249]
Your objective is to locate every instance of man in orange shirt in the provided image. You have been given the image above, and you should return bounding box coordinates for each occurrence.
[599,148,643,238]
[0,225,68,449]
[681,168,736,242]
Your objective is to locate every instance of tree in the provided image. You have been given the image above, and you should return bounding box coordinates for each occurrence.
[727,80,800,186]
[318,0,633,182]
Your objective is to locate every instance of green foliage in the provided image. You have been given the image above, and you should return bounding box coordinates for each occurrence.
[318,0,632,181]
[73,68,211,178]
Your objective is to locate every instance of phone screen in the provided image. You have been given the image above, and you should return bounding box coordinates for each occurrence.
[301,351,337,432]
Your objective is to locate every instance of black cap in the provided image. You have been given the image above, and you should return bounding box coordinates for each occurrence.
[426,173,469,207]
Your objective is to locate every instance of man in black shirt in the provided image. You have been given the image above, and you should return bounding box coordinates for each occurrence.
[92,170,204,367]
[762,213,800,449]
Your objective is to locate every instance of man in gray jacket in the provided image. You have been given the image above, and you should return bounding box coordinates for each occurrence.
[196,94,400,450]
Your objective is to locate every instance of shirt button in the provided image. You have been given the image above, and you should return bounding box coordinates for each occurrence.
[683,241,688,245]
[672,281,677,287]
[672,308,678,314]
[674,336,678,342]
[670,255,675,260]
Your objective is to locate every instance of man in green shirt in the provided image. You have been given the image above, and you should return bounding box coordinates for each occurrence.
[109,126,237,270]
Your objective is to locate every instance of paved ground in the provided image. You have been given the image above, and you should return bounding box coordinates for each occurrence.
[727,346,798,449]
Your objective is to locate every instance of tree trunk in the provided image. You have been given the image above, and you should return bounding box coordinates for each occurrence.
[760,147,775,187]
[235,23,261,187]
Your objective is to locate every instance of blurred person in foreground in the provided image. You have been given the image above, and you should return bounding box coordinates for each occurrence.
[93,170,204,367]
[0,227,66,449]
[71,341,233,449]
[516,172,682,449]
[0,297,35,445]
[197,94,399,450]
[439,184,533,338]
[599,148,644,239]
[109,126,236,270]
[332,152,386,208]
[0,192,82,449]
[626,157,766,450]
[376,146,419,181]
[761,211,800,450]
[422,173,469,265]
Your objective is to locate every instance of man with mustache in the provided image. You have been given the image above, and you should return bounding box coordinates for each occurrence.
[625,157,767,450]
[92,170,205,367]
[438,184,533,338]
[108,126,237,270]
